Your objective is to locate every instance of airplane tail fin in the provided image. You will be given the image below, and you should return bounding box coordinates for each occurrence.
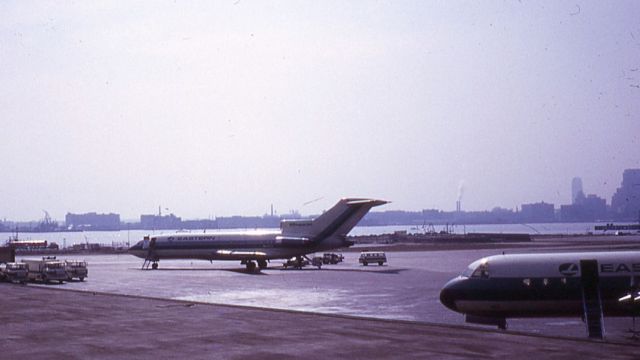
[281,198,388,239]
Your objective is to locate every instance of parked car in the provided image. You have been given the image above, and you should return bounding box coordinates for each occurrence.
[322,253,344,264]
[283,257,309,269]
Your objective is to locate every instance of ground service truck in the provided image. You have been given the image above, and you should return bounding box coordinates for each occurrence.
[65,260,88,281]
[0,262,28,283]
[22,257,67,284]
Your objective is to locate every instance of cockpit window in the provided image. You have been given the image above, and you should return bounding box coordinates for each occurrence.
[462,266,474,277]
[464,258,490,278]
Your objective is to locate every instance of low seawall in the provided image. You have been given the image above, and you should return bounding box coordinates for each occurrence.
[350,232,532,245]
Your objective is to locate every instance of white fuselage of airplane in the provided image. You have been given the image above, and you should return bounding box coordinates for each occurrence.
[128,198,387,270]
[128,229,351,262]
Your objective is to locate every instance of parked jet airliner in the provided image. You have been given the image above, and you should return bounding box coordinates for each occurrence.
[440,251,640,338]
[129,198,387,271]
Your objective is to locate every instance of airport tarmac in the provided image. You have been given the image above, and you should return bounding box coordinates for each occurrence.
[21,246,638,336]
[2,284,638,359]
[5,238,640,358]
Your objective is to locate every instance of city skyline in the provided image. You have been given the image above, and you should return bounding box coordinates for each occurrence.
[2,167,637,225]
[2,2,639,221]
[0,170,629,222]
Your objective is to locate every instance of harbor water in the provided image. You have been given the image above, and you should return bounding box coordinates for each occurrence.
[1,222,632,248]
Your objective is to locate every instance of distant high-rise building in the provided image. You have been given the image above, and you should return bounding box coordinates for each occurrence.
[140,213,182,230]
[560,194,607,222]
[611,169,640,221]
[65,212,121,231]
[571,177,583,204]
[520,202,555,223]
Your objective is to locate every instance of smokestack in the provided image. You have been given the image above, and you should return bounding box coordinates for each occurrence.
[456,200,461,213]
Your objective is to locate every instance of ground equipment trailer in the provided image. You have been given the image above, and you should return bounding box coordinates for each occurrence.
[22,257,67,284]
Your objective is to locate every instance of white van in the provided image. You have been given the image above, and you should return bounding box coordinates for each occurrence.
[359,251,387,266]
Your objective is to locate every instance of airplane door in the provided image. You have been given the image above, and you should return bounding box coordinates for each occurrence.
[580,259,599,287]
[580,259,604,339]
[141,236,156,251]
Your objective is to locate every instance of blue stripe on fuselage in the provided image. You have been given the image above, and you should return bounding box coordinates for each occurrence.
[442,275,638,317]
[153,239,276,250]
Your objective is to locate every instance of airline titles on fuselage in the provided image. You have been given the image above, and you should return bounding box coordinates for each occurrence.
[599,262,640,273]
[166,236,217,241]
[558,262,640,276]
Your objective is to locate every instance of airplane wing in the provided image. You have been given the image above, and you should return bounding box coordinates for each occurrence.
[215,250,268,260]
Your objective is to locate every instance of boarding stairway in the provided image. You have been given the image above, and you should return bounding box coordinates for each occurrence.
[141,237,158,270]
[580,259,604,339]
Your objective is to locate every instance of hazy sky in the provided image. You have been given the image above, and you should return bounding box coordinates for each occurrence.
[1,1,639,221]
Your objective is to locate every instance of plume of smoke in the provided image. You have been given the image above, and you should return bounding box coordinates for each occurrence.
[457,180,465,202]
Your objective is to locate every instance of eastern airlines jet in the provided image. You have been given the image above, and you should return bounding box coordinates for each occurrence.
[440,251,640,338]
[129,198,387,271]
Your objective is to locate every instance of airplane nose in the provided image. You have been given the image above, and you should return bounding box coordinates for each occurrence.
[128,241,143,253]
[439,277,462,312]
[439,288,456,312]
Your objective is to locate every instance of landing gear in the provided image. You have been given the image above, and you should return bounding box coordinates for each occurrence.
[620,276,640,340]
[142,237,158,270]
[142,257,159,270]
[258,259,268,269]
[628,314,640,340]
[142,259,159,270]
[498,320,507,330]
[245,261,257,272]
